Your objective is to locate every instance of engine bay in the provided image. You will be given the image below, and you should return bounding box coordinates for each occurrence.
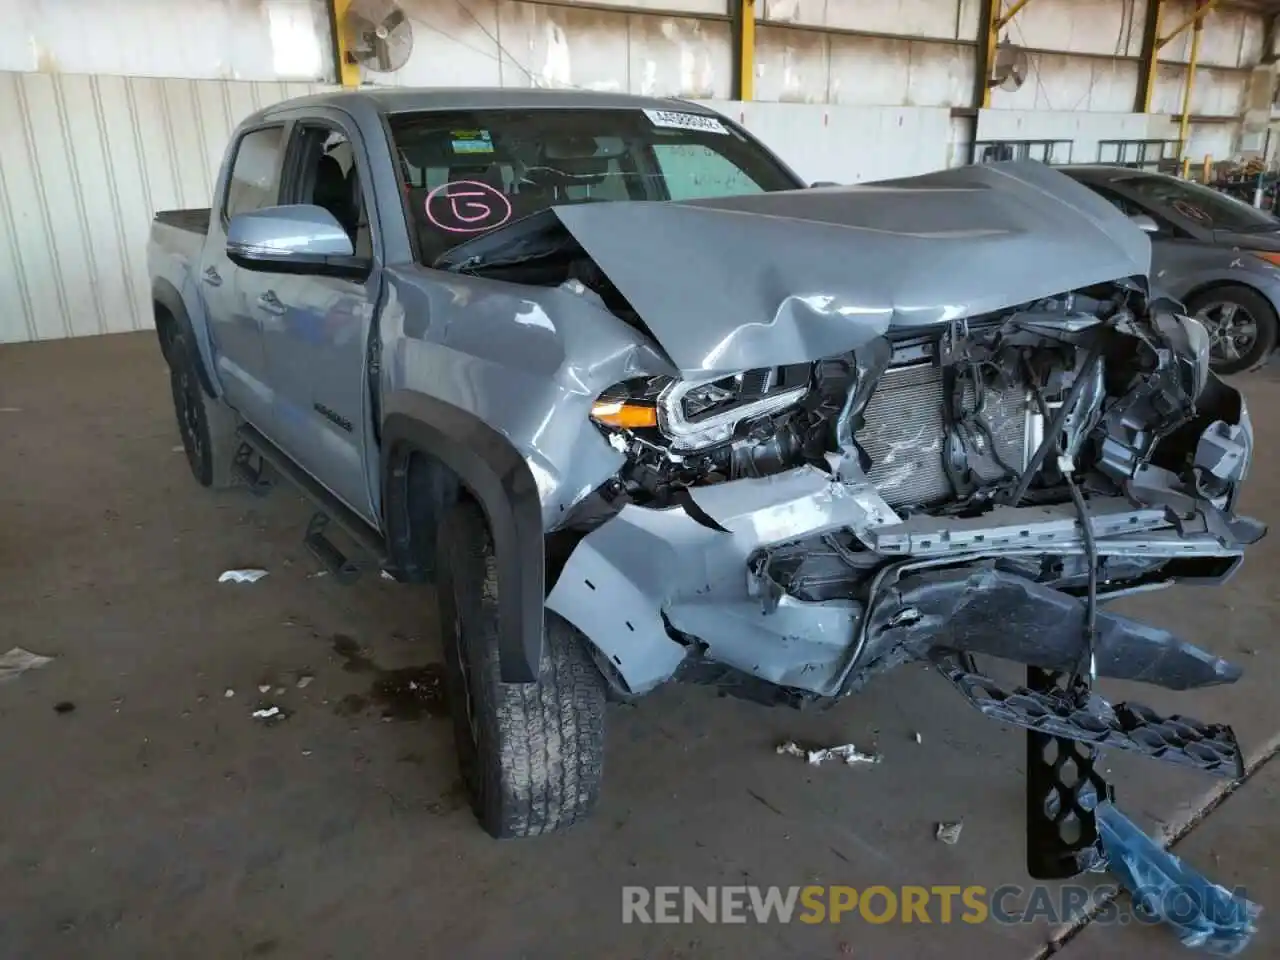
[584,284,1240,526]
[563,280,1263,687]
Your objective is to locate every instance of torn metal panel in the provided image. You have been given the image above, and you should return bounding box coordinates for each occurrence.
[870,565,1242,690]
[544,503,716,695]
[689,464,901,541]
[546,464,899,695]
[670,595,859,691]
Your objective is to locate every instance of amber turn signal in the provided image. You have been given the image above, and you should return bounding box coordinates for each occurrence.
[590,400,658,429]
[1251,250,1280,267]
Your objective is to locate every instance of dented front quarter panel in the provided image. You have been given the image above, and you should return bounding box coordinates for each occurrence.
[380,265,676,528]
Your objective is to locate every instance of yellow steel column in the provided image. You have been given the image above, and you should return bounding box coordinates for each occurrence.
[980,0,1001,109]
[1177,6,1205,166]
[1135,0,1163,112]
[734,0,756,101]
[331,0,361,88]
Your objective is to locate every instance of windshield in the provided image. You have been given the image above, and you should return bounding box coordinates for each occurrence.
[387,107,801,263]
[1117,173,1279,233]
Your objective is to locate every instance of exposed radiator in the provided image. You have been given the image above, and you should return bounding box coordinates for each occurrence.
[855,362,1032,508]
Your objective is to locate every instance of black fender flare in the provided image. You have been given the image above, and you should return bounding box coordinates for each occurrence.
[382,403,544,684]
[152,278,217,398]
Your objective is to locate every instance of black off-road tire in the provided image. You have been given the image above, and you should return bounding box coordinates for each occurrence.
[437,500,607,838]
[167,329,239,489]
[1186,285,1278,376]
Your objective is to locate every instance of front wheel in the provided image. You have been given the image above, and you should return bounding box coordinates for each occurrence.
[436,500,607,838]
[1186,285,1278,376]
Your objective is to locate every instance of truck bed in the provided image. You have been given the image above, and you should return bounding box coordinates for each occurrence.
[154,208,211,235]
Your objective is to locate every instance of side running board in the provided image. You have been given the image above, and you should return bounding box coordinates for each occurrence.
[236,425,391,584]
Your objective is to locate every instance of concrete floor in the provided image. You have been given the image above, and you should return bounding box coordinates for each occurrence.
[0,331,1276,960]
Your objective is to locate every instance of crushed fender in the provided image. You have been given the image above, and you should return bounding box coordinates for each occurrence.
[1097,802,1261,955]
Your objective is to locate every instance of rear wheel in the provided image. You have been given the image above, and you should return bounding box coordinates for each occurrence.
[436,500,606,838]
[1186,285,1278,375]
[167,330,239,488]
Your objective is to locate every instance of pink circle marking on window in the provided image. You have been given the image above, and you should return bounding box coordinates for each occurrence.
[424,181,513,234]
[1172,199,1208,222]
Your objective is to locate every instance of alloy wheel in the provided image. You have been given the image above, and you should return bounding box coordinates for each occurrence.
[1196,301,1258,364]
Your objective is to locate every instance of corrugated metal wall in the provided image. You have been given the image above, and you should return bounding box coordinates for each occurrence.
[0,72,327,343]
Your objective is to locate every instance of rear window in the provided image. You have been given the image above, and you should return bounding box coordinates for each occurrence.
[386,107,800,264]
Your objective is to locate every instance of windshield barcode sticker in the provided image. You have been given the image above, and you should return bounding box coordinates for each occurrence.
[643,109,729,135]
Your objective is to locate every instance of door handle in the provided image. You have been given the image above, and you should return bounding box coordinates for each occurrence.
[202,266,222,287]
[257,290,286,316]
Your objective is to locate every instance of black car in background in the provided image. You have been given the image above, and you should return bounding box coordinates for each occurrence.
[1062,165,1280,374]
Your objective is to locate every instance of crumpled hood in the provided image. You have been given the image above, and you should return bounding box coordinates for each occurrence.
[549,160,1151,375]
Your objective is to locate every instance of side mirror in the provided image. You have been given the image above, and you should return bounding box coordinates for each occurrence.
[810,180,841,188]
[226,204,368,279]
[1129,213,1160,234]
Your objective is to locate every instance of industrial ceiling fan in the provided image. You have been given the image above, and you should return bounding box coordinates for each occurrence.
[342,0,414,74]
[991,41,1030,92]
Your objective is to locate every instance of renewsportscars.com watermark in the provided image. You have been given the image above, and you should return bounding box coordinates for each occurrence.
[622,884,1250,926]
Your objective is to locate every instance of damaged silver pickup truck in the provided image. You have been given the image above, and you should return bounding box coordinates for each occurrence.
[150,90,1263,870]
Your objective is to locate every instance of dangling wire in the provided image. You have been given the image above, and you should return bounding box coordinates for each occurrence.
[1024,352,1099,693]
[1065,470,1099,687]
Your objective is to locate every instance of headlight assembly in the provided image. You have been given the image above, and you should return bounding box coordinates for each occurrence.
[657,373,808,450]
[590,367,810,451]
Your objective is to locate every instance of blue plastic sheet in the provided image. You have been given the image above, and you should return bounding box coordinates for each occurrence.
[1097,801,1262,955]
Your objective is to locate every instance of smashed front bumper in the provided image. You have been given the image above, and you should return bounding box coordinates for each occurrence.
[547,396,1264,878]
[547,444,1258,702]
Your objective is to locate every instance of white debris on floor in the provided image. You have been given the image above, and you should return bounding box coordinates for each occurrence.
[776,740,882,766]
[914,732,923,744]
[218,569,268,584]
[224,688,235,698]
[0,647,54,683]
[296,675,314,689]
[936,821,963,845]
[252,706,282,720]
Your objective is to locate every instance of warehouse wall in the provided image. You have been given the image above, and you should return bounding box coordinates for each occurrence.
[0,72,325,341]
[0,0,1274,343]
[0,0,335,81]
